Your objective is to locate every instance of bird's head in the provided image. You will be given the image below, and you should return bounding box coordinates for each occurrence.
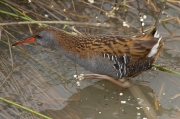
[12,26,58,47]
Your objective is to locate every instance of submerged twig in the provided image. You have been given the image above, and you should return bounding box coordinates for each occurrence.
[0,97,52,119]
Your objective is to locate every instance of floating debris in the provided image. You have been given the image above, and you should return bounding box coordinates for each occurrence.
[137,112,141,115]
[88,0,94,4]
[121,101,126,104]
[119,93,123,96]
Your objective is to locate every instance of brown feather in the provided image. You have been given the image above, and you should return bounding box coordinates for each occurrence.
[33,26,161,66]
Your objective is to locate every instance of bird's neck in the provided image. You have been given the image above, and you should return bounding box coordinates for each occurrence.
[53,29,88,58]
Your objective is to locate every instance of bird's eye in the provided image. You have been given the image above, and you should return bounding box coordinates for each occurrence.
[35,34,42,39]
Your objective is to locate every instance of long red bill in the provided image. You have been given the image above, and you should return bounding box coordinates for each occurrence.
[12,37,35,46]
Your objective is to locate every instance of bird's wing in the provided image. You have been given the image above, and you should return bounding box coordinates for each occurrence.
[86,34,160,65]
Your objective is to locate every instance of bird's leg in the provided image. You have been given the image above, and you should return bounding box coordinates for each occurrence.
[81,74,131,88]
[118,78,126,83]
[74,63,78,75]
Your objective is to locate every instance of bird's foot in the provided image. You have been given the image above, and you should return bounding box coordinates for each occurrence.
[118,78,126,83]
[80,74,131,88]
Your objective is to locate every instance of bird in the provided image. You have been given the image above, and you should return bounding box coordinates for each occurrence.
[12,2,166,88]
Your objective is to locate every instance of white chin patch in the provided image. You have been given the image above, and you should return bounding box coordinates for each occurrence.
[147,30,162,57]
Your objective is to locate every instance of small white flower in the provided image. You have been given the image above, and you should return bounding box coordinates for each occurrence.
[142,22,145,26]
[123,22,129,27]
[143,15,147,19]
[140,17,144,22]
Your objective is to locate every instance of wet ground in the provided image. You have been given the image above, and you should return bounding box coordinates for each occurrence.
[0,0,180,119]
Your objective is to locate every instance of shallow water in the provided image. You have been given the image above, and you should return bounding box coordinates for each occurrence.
[0,0,180,119]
